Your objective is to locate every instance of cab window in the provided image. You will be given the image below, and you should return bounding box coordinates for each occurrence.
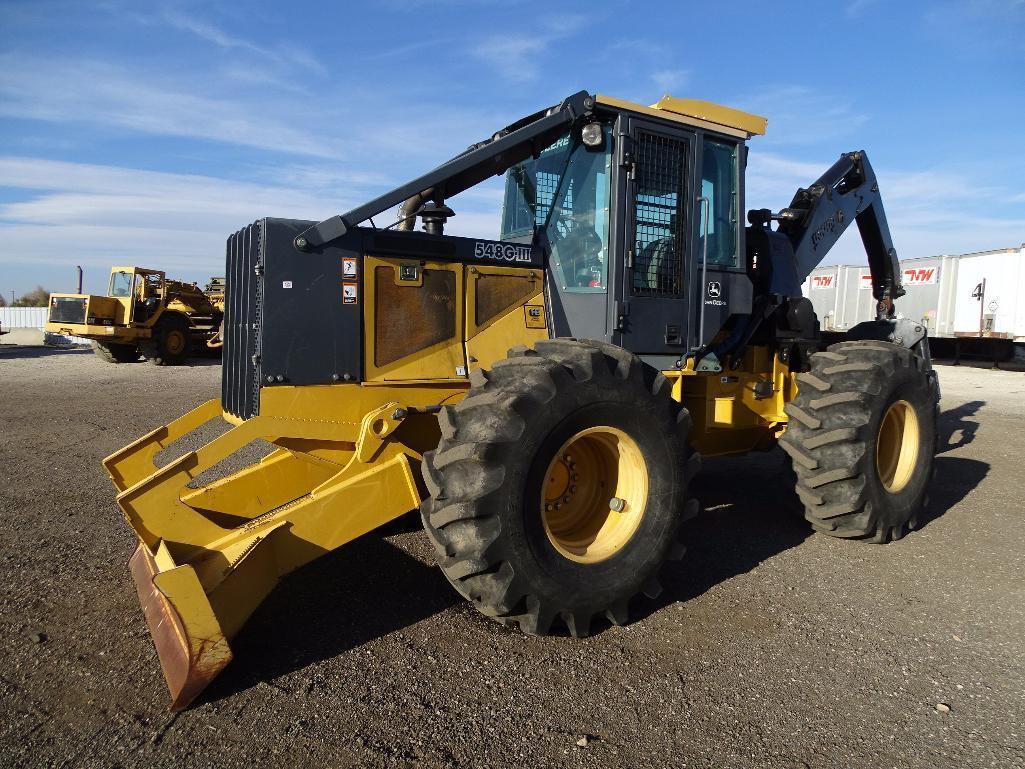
[501,126,612,292]
[109,271,134,297]
[699,138,738,268]
[136,272,162,298]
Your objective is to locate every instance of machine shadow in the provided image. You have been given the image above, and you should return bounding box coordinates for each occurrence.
[938,399,983,453]
[917,454,988,530]
[639,448,989,621]
[637,451,812,619]
[204,532,459,704]
[0,346,92,359]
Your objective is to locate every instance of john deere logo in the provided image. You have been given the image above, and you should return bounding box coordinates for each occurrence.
[707,281,722,298]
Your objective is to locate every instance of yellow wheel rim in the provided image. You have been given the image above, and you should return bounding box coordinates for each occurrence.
[876,400,920,493]
[166,330,186,356]
[540,426,648,564]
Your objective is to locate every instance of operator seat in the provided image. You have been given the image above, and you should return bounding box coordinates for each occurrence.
[635,214,679,293]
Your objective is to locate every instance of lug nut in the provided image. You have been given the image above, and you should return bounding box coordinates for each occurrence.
[555,503,562,510]
[563,496,571,503]
[569,485,577,493]
[545,503,553,512]
[609,497,626,512]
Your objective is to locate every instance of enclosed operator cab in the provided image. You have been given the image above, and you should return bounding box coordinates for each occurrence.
[499,94,765,369]
[107,267,167,324]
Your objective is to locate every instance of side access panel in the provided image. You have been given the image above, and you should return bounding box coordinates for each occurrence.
[465,264,548,371]
[363,256,467,382]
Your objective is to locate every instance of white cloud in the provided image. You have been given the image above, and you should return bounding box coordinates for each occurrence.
[846,0,881,17]
[0,157,346,276]
[0,53,511,167]
[650,69,689,94]
[738,85,869,147]
[0,156,504,282]
[0,55,340,158]
[471,15,588,82]
[160,9,326,74]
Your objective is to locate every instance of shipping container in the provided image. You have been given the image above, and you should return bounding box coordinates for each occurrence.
[803,246,1025,344]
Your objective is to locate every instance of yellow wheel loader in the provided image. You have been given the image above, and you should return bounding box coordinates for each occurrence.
[104,91,939,709]
[46,267,224,364]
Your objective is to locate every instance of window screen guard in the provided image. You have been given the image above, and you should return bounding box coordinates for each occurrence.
[630,131,689,297]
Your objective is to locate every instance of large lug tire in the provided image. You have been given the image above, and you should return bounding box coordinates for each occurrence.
[91,341,139,363]
[780,340,939,543]
[421,338,700,637]
[141,315,191,366]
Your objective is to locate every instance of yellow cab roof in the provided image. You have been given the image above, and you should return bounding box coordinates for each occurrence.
[595,94,767,140]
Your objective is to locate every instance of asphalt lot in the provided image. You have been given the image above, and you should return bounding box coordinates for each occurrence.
[1,345,1022,768]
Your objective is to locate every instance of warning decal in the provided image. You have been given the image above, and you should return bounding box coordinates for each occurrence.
[342,257,357,278]
[342,283,358,304]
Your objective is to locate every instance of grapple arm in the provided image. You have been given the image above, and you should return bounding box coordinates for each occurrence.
[776,151,903,313]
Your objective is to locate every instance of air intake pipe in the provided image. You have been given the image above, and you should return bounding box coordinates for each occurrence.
[396,188,438,231]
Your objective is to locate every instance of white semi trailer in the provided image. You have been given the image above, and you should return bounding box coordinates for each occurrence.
[804,245,1025,361]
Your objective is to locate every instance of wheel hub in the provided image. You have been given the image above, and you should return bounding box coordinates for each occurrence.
[166,330,186,356]
[540,426,648,564]
[876,399,920,493]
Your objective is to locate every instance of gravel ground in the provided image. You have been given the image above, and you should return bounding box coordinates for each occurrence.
[1,346,1023,769]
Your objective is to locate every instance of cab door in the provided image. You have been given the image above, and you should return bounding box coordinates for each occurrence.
[691,134,749,348]
[613,118,694,357]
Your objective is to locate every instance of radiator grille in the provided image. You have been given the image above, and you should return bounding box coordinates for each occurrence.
[631,131,688,297]
[49,297,86,324]
[222,221,263,420]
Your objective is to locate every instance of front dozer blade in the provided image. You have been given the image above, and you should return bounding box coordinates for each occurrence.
[129,544,232,711]
[104,395,427,709]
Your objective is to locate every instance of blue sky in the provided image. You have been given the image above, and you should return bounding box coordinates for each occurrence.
[1,0,1023,297]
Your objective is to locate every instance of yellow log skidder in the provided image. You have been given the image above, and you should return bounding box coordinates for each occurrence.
[104,92,939,709]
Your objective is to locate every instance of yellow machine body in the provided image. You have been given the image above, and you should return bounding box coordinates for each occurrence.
[46,265,222,346]
[103,260,795,708]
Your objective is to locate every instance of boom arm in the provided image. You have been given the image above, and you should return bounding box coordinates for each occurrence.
[294,91,594,251]
[749,151,903,317]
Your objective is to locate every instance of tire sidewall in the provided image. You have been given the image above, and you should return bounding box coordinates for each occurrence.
[154,315,190,364]
[865,361,936,525]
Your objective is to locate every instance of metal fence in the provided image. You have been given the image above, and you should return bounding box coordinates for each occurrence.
[0,307,48,328]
